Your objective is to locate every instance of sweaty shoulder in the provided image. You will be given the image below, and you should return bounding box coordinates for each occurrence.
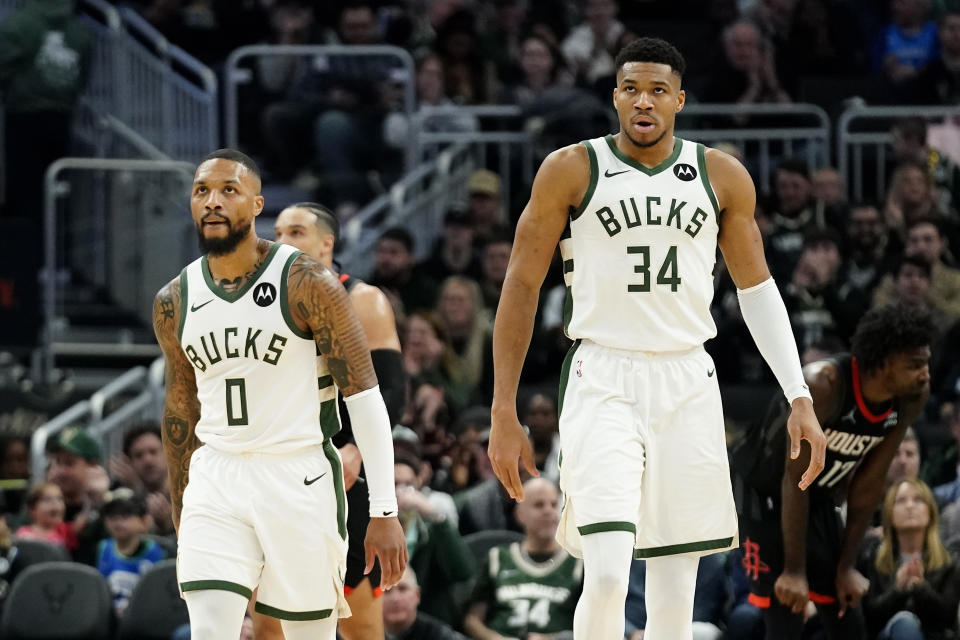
[803,360,842,422]
[703,147,755,215]
[535,143,591,213]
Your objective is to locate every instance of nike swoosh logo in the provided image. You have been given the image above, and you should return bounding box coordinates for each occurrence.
[604,168,630,178]
[382,511,395,517]
[190,300,213,312]
[303,473,327,485]
[707,368,715,377]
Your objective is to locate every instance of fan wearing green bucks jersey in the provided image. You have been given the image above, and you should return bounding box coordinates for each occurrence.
[153,149,406,640]
[489,38,827,640]
[464,478,581,640]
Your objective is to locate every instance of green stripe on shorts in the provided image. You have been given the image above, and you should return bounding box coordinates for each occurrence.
[180,580,252,599]
[578,521,636,536]
[323,439,347,540]
[254,601,333,621]
[634,536,734,559]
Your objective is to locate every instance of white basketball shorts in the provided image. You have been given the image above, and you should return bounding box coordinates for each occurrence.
[177,443,350,620]
[556,339,738,559]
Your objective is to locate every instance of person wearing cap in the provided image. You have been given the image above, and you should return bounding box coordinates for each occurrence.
[466,169,506,243]
[275,201,406,640]
[96,489,166,615]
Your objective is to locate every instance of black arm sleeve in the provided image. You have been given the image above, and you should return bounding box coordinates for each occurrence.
[371,348,406,426]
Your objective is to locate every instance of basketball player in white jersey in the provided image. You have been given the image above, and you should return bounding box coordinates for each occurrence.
[250,202,403,640]
[153,149,406,640]
[488,38,827,640]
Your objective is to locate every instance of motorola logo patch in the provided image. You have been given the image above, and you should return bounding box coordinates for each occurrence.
[253,282,277,307]
[674,163,697,181]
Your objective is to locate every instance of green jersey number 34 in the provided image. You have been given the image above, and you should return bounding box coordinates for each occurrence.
[627,245,681,293]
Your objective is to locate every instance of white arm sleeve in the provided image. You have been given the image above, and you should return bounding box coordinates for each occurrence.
[736,278,812,404]
[343,385,399,517]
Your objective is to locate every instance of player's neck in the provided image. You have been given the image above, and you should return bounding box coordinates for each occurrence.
[859,372,894,405]
[206,234,266,282]
[897,529,924,555]
[614,131,676,169]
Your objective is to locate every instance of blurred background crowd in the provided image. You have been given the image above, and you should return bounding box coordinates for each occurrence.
[2,0,960,638]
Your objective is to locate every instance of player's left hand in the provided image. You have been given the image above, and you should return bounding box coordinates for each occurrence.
[786,397,826,490]
[835,566,869,618]
[364,516,407,590]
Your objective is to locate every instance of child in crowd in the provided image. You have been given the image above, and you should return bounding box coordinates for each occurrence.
[15,482,76,550]
[95,489,165,615]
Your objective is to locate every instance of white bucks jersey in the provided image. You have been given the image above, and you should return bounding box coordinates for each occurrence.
[178,242,339,453]
[561,135,720,351]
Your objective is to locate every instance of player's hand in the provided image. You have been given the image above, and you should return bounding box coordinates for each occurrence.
[836,566,869,618]
[774,571,810,614]
[488,405,538,502]
[786,398,825,490]
[339,444,362,491]
[364,516,407,590]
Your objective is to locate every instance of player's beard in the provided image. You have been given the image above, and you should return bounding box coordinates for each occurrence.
[196,219,252,257]
[624,126,668,149]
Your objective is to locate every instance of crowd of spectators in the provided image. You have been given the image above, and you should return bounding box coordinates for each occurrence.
[3,0,960,638]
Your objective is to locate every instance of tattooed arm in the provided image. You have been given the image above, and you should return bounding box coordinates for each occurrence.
[153,278,202,535]
[287,253,407,589]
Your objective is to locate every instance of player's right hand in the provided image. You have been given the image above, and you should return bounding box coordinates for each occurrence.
[364,516,407,590]
[786,397,826,490]
[774,571,809,614]
[488,405,538,502]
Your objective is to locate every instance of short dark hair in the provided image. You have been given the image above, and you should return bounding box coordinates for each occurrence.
[896,254,933,279]
[615,37,685,77]
[200,149,261,183]
[802,228,840,251]
[849,200,881,213]
[379,227,414,253]
[122,422,162,458]
[851,305,934,375]
[289,202,340,242]
[776,158,810,180]
[893,117,928,144]
[906,215,945,237]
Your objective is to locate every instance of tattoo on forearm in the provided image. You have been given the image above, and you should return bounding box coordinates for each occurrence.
[287,255,376,394]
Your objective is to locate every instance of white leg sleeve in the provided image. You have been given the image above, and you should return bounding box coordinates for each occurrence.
[184,589,249,640]
[281,616,338,640]
[574,530,633,640]
[644,555,700,640]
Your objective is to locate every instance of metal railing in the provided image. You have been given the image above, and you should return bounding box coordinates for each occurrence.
[338,142,475,277]
[677,103,832,194]
[41,159,196,383]
[837,104,960,202]
[31,358,164,483]
[224,44,416,173]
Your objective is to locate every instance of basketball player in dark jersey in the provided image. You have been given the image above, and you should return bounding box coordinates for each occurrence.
[730,304,933,640]
[270,202,405,640]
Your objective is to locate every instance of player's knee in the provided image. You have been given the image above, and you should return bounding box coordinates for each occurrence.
[582,565,629,602]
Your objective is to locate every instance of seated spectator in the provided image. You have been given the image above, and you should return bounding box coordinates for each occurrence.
[762,159,823,281]
[434,9,497,105]
[466,170,508,243]
[478,230,512,316]
[382,566,467,640]
[859,479,960,639]
[519,392,561,483]
[911,9,960,105]
[812,167,850,230]
[396,439,474,626]
[874,0,939,88]
[369,228,439,315]
[440,406,494,495]
[15,482,75,551]
[703,19,790,114]
[930,401,960,506]
[885,163,955,240]
[420,208,481,283]
[888,427,923,489]
[624,552,732,640]
[110,422,173,536]
[96,490,165,616]
[45,426,108,564]
[0,437,30,516]
[782,230,850,347]
[464,478,581,640]
[561,0,625,87]
[436,276,493,409]
[888,118,960,216]
[840,202,899,303]
[874,218,960,321]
